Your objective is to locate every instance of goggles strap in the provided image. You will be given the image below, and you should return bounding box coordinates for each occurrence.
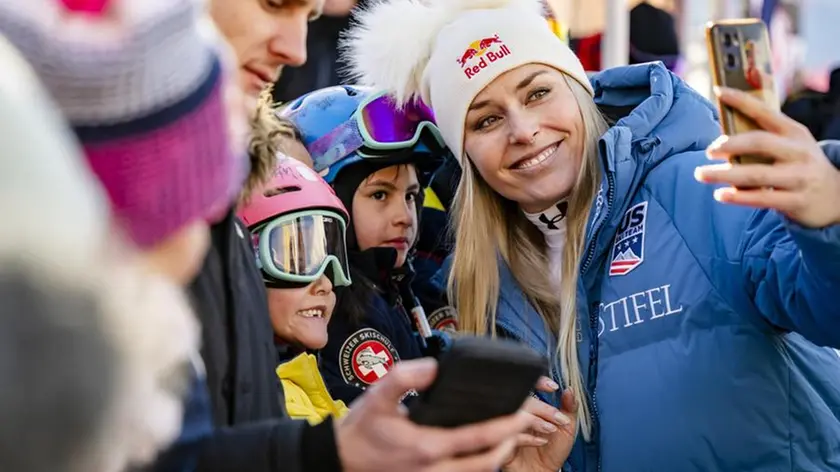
[308,119,365,172]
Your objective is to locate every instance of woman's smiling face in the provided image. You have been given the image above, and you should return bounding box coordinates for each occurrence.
[462,64,585,213]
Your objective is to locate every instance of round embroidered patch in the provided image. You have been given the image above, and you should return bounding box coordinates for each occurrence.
[339,328,400,387]
[428,306,458,332]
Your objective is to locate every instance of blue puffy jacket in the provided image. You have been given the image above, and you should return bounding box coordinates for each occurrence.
[443,62,840,471]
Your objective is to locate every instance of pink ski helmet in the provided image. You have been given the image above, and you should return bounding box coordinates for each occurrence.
[238,156,349,229]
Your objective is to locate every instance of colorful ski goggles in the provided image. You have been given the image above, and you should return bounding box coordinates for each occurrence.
[307,91,447,170]
[251,210,351,287]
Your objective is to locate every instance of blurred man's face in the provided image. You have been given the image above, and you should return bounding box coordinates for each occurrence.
[209,0,322,98]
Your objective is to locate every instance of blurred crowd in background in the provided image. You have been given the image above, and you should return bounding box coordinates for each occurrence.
[275,0,840,141]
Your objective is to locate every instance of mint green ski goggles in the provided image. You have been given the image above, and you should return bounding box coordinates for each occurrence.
[250,209,351,287]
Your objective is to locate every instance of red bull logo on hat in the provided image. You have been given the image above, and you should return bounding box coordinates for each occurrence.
[456,34,512,80]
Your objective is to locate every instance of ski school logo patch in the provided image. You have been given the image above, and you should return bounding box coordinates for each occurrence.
[339,328,400,387]
[428,306,458,332]
[609,201,648,277]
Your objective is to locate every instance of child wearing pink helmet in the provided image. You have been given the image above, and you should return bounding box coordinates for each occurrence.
[238,156,351,424]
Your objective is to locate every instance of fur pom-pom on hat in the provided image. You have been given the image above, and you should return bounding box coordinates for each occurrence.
[341,0,443,107]
[342,0,591,164]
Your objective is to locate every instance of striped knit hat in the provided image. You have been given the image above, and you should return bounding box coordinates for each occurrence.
[0,0,245,249]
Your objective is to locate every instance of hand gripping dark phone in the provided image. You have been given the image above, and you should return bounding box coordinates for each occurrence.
[706,18,780,165]
[408,336,547,428]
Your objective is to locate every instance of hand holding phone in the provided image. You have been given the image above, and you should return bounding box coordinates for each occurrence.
[695,85,840,228]
[408,336,547,428]
[706,19,779,165]
[334,359,532,472]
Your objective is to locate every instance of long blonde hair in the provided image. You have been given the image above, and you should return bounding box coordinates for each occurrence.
[448,75,609,440]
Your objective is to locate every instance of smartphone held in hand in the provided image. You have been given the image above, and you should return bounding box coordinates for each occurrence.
[706,19,778,165]
[408,336,547,428]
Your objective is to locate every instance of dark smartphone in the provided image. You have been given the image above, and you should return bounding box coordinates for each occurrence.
[408,336,547,428]
[706,19,779,165]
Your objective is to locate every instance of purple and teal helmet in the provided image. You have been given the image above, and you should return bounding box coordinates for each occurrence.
[279,85,448,186]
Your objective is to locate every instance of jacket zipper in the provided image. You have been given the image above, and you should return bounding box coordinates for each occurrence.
[580,169,616,472]
[590,306,603,472]
[581,170,615,274]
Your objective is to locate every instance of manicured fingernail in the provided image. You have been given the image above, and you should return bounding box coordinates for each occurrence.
[716,86,739,97]
[708,135,729,152]
[555,412,571,425]
[713,188,730,202]
[535,437,549,446]
[694,167,706,182]
[541,421,558,433]
[546,379,560,391]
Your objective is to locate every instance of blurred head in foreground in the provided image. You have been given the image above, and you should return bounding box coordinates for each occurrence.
[0,32,200,472]
[0,0,250,285]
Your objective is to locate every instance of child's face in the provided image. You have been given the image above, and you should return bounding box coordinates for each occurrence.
[266,275,335,350]
[351,165,420,268]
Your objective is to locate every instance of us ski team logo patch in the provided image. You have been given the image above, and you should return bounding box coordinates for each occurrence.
[428,306,458,332]
[340,328,400,387]
[609,201,648,276]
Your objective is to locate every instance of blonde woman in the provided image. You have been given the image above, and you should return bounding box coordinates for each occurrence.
[343,0,840,470]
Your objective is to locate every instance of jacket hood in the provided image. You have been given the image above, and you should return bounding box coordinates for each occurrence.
[592,62,720,176]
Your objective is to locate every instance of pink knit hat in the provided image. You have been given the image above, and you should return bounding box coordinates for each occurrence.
[0,0,246,248]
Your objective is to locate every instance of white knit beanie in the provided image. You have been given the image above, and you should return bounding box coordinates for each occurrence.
[342,0,592,164]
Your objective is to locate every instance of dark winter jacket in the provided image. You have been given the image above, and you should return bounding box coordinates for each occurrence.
[145,211,340,472]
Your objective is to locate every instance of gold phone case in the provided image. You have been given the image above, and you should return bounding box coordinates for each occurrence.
[706,19,779,165]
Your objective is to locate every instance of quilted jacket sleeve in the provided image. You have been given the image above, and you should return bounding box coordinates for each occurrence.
[737,142,840,347]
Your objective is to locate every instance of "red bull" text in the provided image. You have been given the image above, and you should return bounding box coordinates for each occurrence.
[455,34,512,80]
